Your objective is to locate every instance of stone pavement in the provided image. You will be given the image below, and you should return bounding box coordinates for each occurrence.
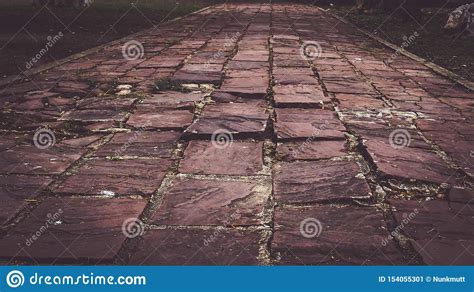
[0,3,472,265]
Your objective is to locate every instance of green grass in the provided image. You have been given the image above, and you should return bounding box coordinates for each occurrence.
[321,4,474,81]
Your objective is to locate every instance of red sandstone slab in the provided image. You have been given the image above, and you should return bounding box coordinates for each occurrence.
[0,145,83,175]
[219,84,268,99]
[137,92,202,110]
[335,93,386,110]
[273,84,330,108]
[127,109,193,130]
[61,109,127,122]
[0,175,52,225]
[390,199,474,265]
[276,140,346,161]
[179,140,263,175]
[76,97,136,111]
[183,103,268,139]
[364,140,455,185]
[95,131,180,158]
[274,108,346,140]
[274,160,370,203]
[272,205,407,265]
[172,71,223,85]
[324,80,376,94]
[56,158,171,196]
[152,178,270,226]
[128,229,261,265]
[0,197,146,264]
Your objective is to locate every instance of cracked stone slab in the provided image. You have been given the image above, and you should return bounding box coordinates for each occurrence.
[56,158,171,196]
[0,175,53,225]
[179,140,264,175]
[0,197,146,264]
[273,84,331,108]
[276,140,347,161]
[272,205,407,265]
[137,91,203,110]
[151,178,270,226]
[60,109,128,122]
[76,97,137,111]
[323,80,377,95]
[128,229,261,265]
[95,131,181,158]
[417,120,473,177]
[390,199,474,265]
[274,108,346,141]
[274,160,370,204]
[364,140,456,185]
[183,103,269,139]
[334,94,386,110]
[0,145,83,175]
[127,109,194,130]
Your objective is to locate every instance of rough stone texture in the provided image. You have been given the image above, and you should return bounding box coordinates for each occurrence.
[95,131,180,158]
[364,140,455,184]
[152,178,270,226]
[272,205,407,265]
[127,109,194,130]
[273,84,332,108]
[0,3,472,266]
[274,108,346,140]
[0,175,52,225]
[0,145,84,175]
[179,141,263,175]
[184,103,269,139]
[390,199,474,265]
[274,160,371,203]
[0,197,146,264]
[276,140,347,161]
[129,229,261,265]
[56,159,171,196]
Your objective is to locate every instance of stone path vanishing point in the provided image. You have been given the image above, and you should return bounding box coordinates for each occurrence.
[0,4,473,266]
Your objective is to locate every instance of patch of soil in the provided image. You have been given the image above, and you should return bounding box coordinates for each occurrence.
[322,4,474,81]
[0,1,211,78]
